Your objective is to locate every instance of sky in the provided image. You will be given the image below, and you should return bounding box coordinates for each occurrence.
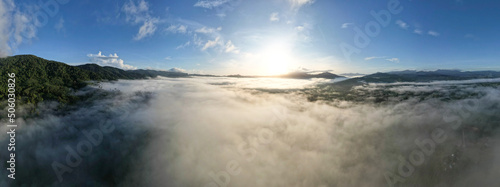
[1,0,500,75]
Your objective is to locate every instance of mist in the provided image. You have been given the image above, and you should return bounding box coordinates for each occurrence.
[1,77,499,187]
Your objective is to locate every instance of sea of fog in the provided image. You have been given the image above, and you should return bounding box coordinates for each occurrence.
[1,77,500,187]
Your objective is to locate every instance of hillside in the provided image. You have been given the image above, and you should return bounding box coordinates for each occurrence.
[0,55,104,104]
[0,55,187,104]
[277,71,344,79]
[130,69,189,78]
[306,70,500,102]
[331,70,500,91]
[77,64,147,80]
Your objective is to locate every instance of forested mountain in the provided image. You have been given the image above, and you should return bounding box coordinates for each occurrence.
[77,64,147,80]
[331,70,500,90]
[0,55,103,104]
[0,55,187,104]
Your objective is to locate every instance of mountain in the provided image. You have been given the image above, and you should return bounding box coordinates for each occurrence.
[330,70,500,91]
[129,69,189,78]
[77,65,190,79]
[276,71,344,79]
[0,55,105,104]
[339,73,366,78]
[223,72,344,79]
[77,64,147,80]
[385,70,500,81]
[0,55,188,104]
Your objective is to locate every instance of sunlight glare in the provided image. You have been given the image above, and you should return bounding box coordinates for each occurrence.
[260,41,295,75]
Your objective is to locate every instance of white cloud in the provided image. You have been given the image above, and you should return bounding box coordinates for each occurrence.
[165,56,172,60]
[385,58,400,63]
[0,1,11,57]
[123,0,149,24]
[224,40,239,54]
[195,26,221,34]
[341,23,353,29]
[197,36,238,54]
[177,25,187,33]
[165,20,234,54]
[414,29,423,35]
[396,20,409,29]
[12,9,37,47]
[192,33,204,47]
[166,25,188,34]
[364,56,386,61]
[365,56,399,63]
[122,0,159,40]
[134,18,158,40]
[167,67,186,73]
[167,19,235,53]
[428,30,440,37]
[0,0,38,57]
[202,36,221,51]
[54,17,65,33]
[176,41,191,49]
[194,0,231,9]
[0,0,13,57]
[87,51,137,70]
[270,12,280,22]
[292,23,312,42]
[288,0,315,9]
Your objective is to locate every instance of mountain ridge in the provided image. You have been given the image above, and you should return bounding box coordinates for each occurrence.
[0,55,188,104]
[329,70,500,92]
[3,54,500,104]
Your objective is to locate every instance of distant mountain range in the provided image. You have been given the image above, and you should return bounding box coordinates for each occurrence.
[329,70,500,90]
[2,54,500,104]
[276,71,344,79]
[339,73,366,78]
[228,71,345,79]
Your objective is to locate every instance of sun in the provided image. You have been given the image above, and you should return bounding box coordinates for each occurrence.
[259,41,294,75]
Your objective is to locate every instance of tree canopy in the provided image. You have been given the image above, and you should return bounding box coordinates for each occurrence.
[0,55,183,104]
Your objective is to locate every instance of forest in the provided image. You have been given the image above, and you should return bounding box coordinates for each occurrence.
[0,55,187,104]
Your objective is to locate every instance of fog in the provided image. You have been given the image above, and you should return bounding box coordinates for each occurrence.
[1,77,499,187]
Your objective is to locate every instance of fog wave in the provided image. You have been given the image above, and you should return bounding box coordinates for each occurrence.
[1,77,499,187]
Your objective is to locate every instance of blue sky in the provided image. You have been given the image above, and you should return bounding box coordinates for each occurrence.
[2,0,500,75]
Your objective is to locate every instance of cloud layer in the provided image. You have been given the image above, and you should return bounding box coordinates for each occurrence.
[1,77,499,187]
